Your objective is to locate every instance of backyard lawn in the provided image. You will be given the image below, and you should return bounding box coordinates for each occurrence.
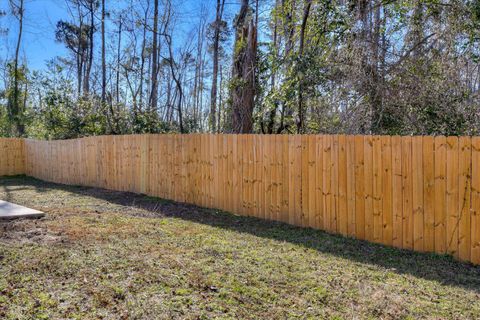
[1,176,480,319]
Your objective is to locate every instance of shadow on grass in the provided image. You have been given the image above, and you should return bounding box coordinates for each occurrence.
[0,175,35,203]
[2,175,480,293]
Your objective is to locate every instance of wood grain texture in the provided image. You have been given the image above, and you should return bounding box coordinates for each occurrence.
[0,138,24,177]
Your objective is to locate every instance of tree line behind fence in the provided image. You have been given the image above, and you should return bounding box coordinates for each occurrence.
[1,135,479,265]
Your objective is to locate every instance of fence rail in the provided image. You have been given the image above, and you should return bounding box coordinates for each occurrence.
[1,134,479,264]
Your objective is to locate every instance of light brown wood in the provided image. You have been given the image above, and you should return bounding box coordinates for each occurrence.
[471,137,480,264]
[293,135,302,226]
[423,136,435,253]
[315,135,324,229]
[281,135,289,223]
[458,136,471,262]
[364,135,374,242]
[354,135,365,240]
[331,135,339,232]
[402,136,413,250]
[346,135,356,237]
[323,135,332,231]
[0,138,24,176]
[381,136,393,246]
[434,136,447,254]
[446,136,459,257]
[308,135,317,229]
[338,135,348,236]
[301,135,309,227]
[412,136,424,252]
[372,135,383,243]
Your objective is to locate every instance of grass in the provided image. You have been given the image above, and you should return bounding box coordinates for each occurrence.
[0,176,480,319]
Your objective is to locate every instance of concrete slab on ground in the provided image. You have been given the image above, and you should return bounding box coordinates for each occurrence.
[0,200,44,220]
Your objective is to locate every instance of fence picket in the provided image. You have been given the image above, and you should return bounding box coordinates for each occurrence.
[372,136,383,243]
[381,136,393,246]
[412,136,424,252]
[458,136,471,261]
[364,136,374,242]
[423,136,435,252]
[338,135,348,236]
[402,136,413,250]
[446,136,459,257]
[471,137,480,264]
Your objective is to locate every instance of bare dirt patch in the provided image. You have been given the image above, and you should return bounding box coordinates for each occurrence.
[0,218,63,245]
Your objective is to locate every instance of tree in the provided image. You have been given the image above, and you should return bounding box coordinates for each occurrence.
[209,0,226,132]
[84,0,96,95]
[8,0,25,136]
[101,0,106,104]
[3,0,480,138]
[296,0,311,133]
[150,0,159,114]
[230,0,257,133]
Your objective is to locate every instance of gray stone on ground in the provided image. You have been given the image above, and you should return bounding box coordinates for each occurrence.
[0,200,44,220]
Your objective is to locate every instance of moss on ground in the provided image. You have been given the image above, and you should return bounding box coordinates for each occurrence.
[0,176,479,319]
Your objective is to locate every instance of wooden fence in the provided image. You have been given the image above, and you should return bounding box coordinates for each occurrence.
[0,138,25,176]
[0,134,478,264]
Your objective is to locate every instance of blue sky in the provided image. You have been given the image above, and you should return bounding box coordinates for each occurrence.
[1,0,241,71]
[1,0,68,70]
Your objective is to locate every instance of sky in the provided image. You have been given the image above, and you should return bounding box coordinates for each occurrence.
[1,0,69,70]
[0,0,242,72]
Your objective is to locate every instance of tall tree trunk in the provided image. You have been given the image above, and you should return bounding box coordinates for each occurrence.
[193,19,204,130]
[166,70,172,121]
[101,0,106,103]
[411,1,424,59]
[230,0,257,133]
[84,0,95,95]
[150,0,159,114]
[166,36,184,133]
[296,0,312,133]
[198,50,205,130]
[76,1,84,98]
[138,7,148,111]
[116,16,122,106]
[218,64,223,131]
[209,0,225,133]
[77,53,83,98]
[369,0,382,133]
[266,0,279,134]
[11,0,24,136]
[282,0,296,57]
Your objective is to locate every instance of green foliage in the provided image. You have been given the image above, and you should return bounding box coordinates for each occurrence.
[2,0,480,137]
[254,0,480,135]
[26,61,106,139]
[132,110,173,134]
[0,62,28,137]
[55,21,91,53]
